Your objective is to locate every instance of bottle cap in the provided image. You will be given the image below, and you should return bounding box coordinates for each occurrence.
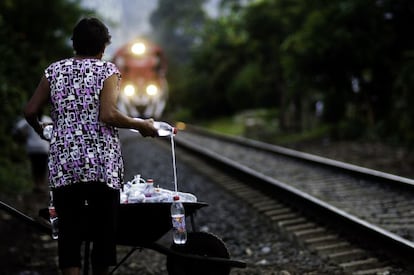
[147,179,154,184]
[173,195,180,201]
[43,125,53,140]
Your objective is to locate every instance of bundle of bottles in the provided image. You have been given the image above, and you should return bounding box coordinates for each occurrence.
[120,175,192,244]
[120,174,197,204]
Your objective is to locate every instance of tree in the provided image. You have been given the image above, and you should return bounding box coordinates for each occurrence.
[149,0,208,117]
[157,0,414,144]
[280,0,414,140]
[0,0,88,195]
[187,15,249,117]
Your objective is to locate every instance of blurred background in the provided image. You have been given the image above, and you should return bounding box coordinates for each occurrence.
[1,0,414,197]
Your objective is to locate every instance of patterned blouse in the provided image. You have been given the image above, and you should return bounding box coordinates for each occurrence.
[45,58,123,189]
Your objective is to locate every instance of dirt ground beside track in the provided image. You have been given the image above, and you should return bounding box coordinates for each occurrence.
[1,140,413,274]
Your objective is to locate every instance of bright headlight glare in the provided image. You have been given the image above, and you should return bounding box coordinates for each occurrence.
[146,84,158,96]
[131,42,146,55]
[124,84,135,97]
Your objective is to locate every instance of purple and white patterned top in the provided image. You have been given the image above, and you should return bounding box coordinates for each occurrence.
[45,58,123,189]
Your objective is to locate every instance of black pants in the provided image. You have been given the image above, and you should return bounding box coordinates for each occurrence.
[53,182,120,269]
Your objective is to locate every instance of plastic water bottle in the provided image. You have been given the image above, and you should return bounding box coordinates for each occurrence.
[171,195,187,244]
[143,178,155,197]
[48,191,59,240]
[43,125,53,140]
[131,119,177,136]
[177,192,197,202]
[153,121,177,137]
[127,184,145,203]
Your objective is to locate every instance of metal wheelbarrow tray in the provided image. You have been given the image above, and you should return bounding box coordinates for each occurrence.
[116,202,204,246]
[39,201,246,275]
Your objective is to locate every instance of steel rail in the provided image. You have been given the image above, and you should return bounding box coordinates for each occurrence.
[173,127,414,268]
[187,125,414,189]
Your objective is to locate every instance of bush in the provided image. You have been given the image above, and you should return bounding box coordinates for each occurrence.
[0,156,31,198]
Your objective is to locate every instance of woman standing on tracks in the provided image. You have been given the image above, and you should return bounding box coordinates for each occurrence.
[24,18,158,275]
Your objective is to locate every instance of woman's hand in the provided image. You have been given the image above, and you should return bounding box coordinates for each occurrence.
[133,118,158,137]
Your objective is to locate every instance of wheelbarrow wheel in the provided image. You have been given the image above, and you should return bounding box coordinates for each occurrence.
[166,231,231,275]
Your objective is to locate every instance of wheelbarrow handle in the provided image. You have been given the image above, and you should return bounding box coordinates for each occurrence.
[0,200,51,234]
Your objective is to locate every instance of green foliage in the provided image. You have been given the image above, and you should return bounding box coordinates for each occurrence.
[149,0,209,120]
[227,62,263,110]
[0,0,89,195]
[270,124,332,145]
[0,158,31,196]
[199,108,332,145]
[200,116,245,136]
[161,0,414,145]
[150,0,208,64]
[184,13,253,118]
[390,50,414,143]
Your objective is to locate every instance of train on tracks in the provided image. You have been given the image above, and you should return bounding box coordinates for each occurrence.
[112,38,168,119]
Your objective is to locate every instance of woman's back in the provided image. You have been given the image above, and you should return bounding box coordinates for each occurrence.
[45,58,124,189]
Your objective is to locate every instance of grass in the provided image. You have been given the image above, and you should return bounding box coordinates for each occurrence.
[197,109,331,146]
[0,159,32,199]
[269,125,332,145]
[200,117,245,136]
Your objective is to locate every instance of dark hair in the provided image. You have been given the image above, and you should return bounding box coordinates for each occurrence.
[71,18,111,56]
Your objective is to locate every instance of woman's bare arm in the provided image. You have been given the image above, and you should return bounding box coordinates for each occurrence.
[99,74,157,137]
[24,76,50,137]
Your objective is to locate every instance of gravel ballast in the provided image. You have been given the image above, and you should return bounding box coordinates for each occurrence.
[0,131,357,274]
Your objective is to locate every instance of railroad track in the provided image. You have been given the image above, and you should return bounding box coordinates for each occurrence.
[171,125,414,274]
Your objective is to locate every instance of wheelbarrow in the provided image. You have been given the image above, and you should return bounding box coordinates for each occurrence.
[37,201,247,275]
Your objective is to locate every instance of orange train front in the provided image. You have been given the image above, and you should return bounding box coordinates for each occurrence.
[112,38,168,119]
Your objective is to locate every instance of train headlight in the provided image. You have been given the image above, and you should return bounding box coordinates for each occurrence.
[124,84,135,97]
[146,84,158,96]
[131,42,146,56]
